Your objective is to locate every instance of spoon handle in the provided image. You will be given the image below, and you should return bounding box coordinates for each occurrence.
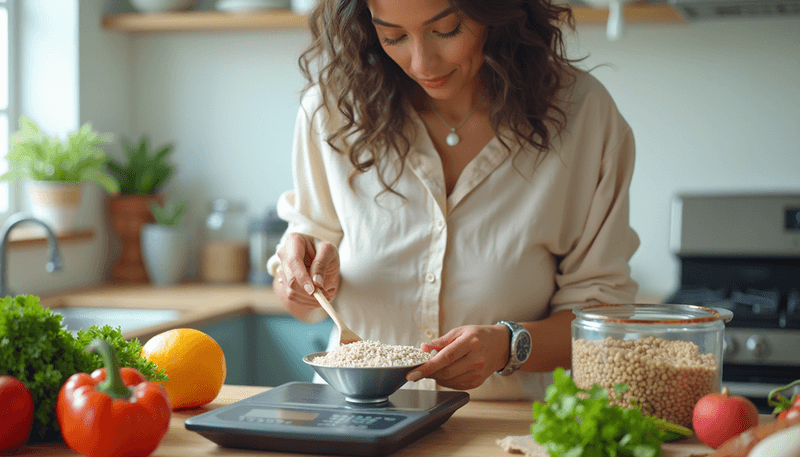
[313,288,362,345]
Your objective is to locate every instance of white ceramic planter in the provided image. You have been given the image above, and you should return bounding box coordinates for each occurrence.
[25,181,84,232]
[141,224,190,287]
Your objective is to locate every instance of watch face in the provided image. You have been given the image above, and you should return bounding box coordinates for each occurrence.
[515,332,532,362]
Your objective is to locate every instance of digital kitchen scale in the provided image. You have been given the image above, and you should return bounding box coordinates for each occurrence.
[184,382,470,456]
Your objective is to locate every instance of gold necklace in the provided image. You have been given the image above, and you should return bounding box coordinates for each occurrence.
[425,96,485,147]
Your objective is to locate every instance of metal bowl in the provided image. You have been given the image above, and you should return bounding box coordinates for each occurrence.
[302,351,424,405]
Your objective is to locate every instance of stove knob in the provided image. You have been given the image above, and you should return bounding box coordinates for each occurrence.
[745,335,768,359]
[723,333,737,358]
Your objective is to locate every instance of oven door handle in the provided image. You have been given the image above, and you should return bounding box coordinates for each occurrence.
[724,381,800,399]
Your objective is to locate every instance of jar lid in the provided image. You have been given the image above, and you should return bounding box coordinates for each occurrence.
[573,303,734,325]
[209,198,246,212]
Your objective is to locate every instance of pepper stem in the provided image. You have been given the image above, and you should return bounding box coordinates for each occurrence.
[768,379,800,409]
[86,339,131,399]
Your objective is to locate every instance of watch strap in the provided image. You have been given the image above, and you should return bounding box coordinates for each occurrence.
[496,320,531,376]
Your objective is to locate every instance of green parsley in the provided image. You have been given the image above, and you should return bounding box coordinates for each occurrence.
[0,295,167,441]
[531,367,689,457]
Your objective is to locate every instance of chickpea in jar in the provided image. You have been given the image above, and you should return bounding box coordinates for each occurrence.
[572,335,719,428]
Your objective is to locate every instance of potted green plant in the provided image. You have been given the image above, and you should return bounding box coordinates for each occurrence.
[0,116,119,231]
[105,136,176,284]
[141,198,189,287]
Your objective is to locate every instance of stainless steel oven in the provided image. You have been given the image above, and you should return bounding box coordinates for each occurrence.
[666,193,800,413]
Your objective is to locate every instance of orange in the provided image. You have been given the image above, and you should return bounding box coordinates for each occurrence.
[141,328,226,410]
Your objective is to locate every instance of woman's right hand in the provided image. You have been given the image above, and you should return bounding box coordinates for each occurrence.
[273,233,340,319]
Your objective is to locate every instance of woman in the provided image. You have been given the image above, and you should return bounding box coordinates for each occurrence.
[268,0,640,400]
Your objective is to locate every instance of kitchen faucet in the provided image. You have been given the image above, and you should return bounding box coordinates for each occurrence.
[0,213,63,297]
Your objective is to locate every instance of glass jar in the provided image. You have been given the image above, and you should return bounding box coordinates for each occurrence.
[248,207,288,286]
[201,199,249,283]
[571,304,733,428]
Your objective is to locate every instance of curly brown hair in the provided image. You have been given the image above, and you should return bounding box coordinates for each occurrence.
[298,0,579,193]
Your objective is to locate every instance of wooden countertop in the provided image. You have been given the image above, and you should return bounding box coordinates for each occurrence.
[20,384,736,457]
[39,283,287,342]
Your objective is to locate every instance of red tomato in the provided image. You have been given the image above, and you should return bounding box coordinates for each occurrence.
[0,375,35,453]
[692,387,759,449]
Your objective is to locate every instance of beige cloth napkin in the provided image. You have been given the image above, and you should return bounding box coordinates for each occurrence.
[496,435,549,456]
[496,435,712,457]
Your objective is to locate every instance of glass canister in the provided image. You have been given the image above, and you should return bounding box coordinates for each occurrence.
[248,207,288,286]
[571,304,733,428]
[201,198,249,283]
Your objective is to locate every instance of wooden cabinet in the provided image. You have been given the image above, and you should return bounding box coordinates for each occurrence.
[101,3,685,33]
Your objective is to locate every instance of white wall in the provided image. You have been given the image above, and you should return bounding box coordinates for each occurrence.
[128,29,310,276]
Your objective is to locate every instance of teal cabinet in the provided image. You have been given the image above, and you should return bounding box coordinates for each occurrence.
[199,315,256,386]
[198,313,332,388]
[254,315,332,387]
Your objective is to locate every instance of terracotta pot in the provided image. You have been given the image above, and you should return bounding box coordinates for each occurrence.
[108,194,164,284]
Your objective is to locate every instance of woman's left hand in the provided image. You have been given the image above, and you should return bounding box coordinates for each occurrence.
[406,324,511,390]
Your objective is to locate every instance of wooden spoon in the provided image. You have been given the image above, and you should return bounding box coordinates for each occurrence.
[313,288,363,346]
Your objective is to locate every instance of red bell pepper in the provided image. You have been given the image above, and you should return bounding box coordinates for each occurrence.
[0,375,34,453]
[56,339,171,457]
[768,379,800,421]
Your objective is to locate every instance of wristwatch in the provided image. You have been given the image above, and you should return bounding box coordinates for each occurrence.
[496,320,532,376]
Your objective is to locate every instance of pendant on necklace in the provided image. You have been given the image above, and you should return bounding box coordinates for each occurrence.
[446,129,460,146]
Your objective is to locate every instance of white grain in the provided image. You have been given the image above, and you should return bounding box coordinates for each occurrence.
[311,340,431,367]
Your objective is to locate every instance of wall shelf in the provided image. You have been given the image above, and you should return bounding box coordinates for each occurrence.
[101,4,686,33]
[7,227,94,249]
[101,10,309,32]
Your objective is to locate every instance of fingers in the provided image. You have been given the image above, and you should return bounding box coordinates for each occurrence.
[277,233,318,295]
[310,241,340,298]
[406,325,507,391]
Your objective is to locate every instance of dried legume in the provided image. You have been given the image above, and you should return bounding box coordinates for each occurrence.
[572,335,718,428]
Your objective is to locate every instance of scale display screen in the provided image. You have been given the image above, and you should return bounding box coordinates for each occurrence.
[220,405,407,430]
[243,408,319,421]
[185,382,470,457]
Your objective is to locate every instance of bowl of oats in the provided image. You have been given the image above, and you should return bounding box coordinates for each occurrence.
[303,340,433,404]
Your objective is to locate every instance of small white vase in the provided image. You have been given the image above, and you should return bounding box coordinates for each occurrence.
[141,224,190,287]
[25,181,84,232]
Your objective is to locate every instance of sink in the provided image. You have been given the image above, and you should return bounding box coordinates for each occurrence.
[52,307,182,335]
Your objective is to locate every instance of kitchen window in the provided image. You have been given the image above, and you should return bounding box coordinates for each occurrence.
[0,0,15,215]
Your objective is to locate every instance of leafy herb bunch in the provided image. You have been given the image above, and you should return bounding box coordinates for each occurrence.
[0,295,167,441]
[531,368,685,457]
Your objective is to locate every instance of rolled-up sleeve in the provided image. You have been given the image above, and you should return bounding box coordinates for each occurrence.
[550,121,640,315]
[267,95,344,277]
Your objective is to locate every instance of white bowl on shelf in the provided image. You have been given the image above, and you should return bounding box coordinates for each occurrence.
[129,0,198,13]
[216,0,291,12]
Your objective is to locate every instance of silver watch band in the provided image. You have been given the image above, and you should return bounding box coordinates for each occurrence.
[496,320,530,376]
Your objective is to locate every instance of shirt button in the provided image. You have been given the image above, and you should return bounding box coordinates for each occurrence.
[436,220,444,229]
[424,329,436,340]
[426,273,436,283]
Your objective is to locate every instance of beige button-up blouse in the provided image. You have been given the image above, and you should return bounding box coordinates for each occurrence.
[268,71,640,400]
